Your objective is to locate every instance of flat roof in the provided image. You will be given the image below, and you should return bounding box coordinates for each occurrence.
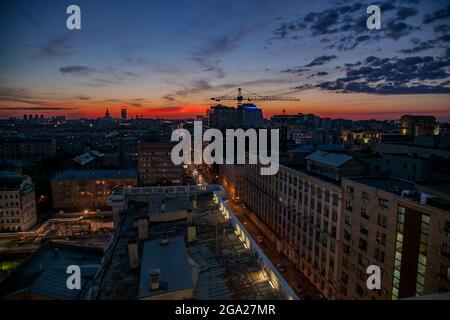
[138,236,193,298]
[349,177,415,193]
[148,195,192,215]
[0,244,103,300]
[416,181,450,196]
[52,169,137,181]
[305,150,353,167]
[73,150,104,165]
[288,144,345,154]
[94,192,279,300]
[0,171,29,191]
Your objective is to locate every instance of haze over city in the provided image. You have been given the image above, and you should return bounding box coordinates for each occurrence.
[1,0,449,120]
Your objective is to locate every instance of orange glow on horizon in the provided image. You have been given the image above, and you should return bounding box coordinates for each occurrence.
[1,92,449,121]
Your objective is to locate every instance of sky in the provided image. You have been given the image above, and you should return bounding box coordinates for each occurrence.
[0,0,449,120]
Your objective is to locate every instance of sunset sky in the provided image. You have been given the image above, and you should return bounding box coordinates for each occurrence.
[0,0,449,120]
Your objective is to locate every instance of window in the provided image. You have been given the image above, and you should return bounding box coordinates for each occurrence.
[361,207,370,219]
[378,198,389,209]
[325,190,330,202]
[378,213,388,228]
[376,231,386,246]
[344,229,352,241]
[362,191,370,201]
[345,200,353,211]
[359,238,368,252]
[444,221,450,233]
[375,248,385,262]
[440,264,450,281]
[332,209,337,223]
[331,226,337,238]
[332,193,339,206]
[360,223,369,236]
[324,206,329,218]
[330,241,336,253]
[344,214,351,226]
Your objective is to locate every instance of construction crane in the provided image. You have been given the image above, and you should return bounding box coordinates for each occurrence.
[211,88,300,107]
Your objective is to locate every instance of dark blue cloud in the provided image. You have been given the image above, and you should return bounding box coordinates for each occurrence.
[423,4,450,24]
[305,55,337,67]
[271,0,421,51]
[396,7,418,20]
[59,66,95,76]
[316,54,450,94]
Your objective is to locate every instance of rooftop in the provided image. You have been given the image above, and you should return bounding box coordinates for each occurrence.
[288,144,345,154]
[0,171,30,191]
[349,177,415,194]
[0,243,103,300]
[52,169,137,181]
[138,236,193,298]
[348,177,450,211]
[148,195,192,215]
[305,150,354,168]
[73,150,105,166]
[93,192,279,300]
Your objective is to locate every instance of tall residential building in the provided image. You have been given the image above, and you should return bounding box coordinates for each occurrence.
[339,177,450,299]
[237,103,266,128]
[207,103,265,130]
[118,136,138,168]
[0,172,37,232]
[137,140,183,186]
[51,170,137,210]
[207,104,238,129]
[241,159,348,299]
[121,108,127,121]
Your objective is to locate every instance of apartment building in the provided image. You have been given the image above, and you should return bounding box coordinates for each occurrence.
[241,162,345,299]
[51,170,137,211]
[207,103,265,130]
[218,164,245,201]
[0,136,56,162]
[0,172,37,232]
[137,140,182,186]
[339,177,450,299]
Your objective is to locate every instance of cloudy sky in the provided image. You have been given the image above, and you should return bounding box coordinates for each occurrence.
[0,0,449,120]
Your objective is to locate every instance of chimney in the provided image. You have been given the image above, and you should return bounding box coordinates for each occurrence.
[137,218,149,241]
[150,270,160,290]
[187,225,196,243]
[160,233,169,246]
[128,242,139,269]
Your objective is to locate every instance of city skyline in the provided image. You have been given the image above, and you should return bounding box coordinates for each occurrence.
[1,0,449,121]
